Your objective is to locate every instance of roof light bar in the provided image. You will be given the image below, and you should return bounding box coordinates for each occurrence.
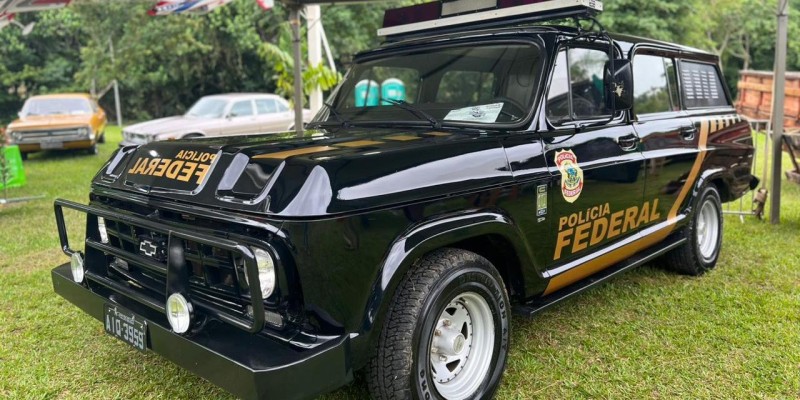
[378,0,603,38]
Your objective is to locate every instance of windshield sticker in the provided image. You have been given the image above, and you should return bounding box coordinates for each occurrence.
[555,150,583,203]
[444,103,504,123]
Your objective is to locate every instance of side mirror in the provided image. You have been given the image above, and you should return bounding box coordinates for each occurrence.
[604,59,633,112]
[226,112,236,119]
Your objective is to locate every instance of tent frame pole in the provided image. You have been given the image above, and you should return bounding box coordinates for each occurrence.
[290,5,305,137]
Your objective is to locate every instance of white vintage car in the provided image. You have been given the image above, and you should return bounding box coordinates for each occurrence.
[120,93,312,146]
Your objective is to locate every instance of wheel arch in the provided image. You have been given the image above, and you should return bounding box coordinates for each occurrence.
[352,210,537,369]
[181,132,205,139]
[697,168,733,203]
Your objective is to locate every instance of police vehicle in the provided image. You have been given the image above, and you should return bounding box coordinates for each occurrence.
[51,1,758,399]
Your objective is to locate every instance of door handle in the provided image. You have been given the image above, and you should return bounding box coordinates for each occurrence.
[680,126,698,140]
[617,134,640,151]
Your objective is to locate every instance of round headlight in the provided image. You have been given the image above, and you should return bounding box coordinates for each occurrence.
[70,252,85,283]
[76,127,90,136]
[247,248,276,299]
[166,293,192,334]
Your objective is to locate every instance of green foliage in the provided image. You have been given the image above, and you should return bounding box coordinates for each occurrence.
[600,0,703,45]
[259,23,341,106]
[0,0,797,121]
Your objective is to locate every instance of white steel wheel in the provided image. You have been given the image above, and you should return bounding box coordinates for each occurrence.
[367,249,509,400]
[429,292,495,399]
[696,197,720,262]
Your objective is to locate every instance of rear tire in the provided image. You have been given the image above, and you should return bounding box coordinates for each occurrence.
[20,152,28,161]
[367,248,510,400]
[98,131,106,144]
[658,184,723,275]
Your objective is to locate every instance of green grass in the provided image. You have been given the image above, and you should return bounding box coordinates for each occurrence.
[1,128,799,399]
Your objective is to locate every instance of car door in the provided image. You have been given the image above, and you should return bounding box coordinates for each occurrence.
[224,99,259,135]
[254,98,288,133]
[630,50,698,227]
[538,47,646,294]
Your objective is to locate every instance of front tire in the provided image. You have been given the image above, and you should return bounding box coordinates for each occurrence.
[367,249,510,400]
[658,184,723,275]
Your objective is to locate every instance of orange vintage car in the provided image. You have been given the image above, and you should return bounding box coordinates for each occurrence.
[6,93,107,159]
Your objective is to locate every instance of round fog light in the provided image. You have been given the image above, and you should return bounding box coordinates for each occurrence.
[70,252,85,283]
[166,293,192,334]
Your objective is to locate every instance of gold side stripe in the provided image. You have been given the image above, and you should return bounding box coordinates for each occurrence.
[336,140,384,148]
[425,132,452,137]
[385,134,421,141]
[544,118,712,295]
[252,146,337,160]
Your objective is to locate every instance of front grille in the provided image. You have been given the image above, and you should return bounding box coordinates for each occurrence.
[14,128,88,143]
[103,218,251,319]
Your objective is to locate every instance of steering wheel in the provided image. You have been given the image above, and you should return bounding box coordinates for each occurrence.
[571,96,600,118]
[492,96,527,120]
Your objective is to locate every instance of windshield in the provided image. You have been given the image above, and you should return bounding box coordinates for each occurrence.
[21,98,92,116]
[186,98,228,118]
[316,42,543,127]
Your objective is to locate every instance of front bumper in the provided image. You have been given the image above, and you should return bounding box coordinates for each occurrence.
[17,139,95,152]
[52,264,353,400]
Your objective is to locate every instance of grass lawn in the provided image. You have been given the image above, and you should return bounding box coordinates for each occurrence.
[1,127,798,399]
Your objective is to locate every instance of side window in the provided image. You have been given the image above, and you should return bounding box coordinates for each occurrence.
[255,99,277,114]
[680,61,730,108]
[230,100,254,117]
[547,48,610,124]
[632,54,679,115]
[436,71,495,104]
[276,100,289,112]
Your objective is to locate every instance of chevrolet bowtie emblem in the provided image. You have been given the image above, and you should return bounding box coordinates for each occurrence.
[139,240,158,258]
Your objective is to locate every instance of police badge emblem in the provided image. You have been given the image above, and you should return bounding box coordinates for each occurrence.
[555,150,583,203]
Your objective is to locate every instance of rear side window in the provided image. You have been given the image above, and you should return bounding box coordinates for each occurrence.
[632,55,679,115]
[680,61,729,108]
[547,48,611,124]
[255,99,277,114]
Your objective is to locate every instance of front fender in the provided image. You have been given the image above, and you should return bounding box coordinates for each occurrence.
[352,208,537,366]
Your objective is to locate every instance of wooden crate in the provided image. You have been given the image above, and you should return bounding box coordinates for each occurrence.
[736,70,800,130]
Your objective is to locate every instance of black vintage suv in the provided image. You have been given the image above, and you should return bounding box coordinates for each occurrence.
[51,1,757,399]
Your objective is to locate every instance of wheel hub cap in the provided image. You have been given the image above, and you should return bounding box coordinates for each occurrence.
[429,292,495,399]
[697,198,720,261]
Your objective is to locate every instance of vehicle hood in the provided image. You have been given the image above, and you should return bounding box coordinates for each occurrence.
[125,116,215,136]
[93,128,513,217]
[8,114,93,131]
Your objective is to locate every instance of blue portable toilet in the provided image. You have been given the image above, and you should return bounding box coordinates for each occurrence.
[354,79,379,107]
[380,78,406,105]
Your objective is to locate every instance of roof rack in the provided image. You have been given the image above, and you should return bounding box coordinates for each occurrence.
[378,0,603,39]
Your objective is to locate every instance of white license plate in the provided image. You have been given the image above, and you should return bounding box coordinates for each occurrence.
[41,141,63,149]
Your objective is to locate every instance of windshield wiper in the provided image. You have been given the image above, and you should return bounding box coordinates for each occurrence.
[308,101,352,129]
[381,98,441,129]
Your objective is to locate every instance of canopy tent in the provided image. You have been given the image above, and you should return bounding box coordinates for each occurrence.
[0,0,70,32]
